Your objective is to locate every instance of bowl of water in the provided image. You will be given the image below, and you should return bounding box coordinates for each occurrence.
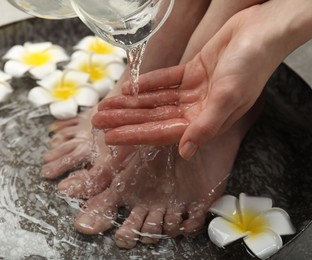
[0,17,311,259]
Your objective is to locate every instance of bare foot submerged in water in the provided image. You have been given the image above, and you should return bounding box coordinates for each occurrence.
[39,0,270,249]
[74,106,259,248]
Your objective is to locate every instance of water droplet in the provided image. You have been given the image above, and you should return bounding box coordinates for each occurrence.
[115,182,125,192]
[130,178,136,186]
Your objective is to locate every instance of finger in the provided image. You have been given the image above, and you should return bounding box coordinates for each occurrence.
[92,106,182,129]
[179,88,248,160]
[179,101,249,160]
[98,89,180,110]
[105,119,189,146]
[122,64,185,94]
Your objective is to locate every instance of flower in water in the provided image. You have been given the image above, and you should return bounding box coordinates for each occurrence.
[208,193,296,259]
[66,51,126,97]
[74,35,126,58]
[3,42,69,79]
[28,70,99,119]
[0,70,13,102]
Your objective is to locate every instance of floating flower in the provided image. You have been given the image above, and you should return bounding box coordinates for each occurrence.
[74,35,126,58]
[3,42,69,79]
[66,51,126,97]
[208,193,296,260]
[0,71,13,102]
[28,70,99,119]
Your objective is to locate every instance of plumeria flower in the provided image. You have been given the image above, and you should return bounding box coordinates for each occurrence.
[28,70,99,119]
[0,70,13,102]
[66,51,126,97]
[74,35,126,58]
[208,193,296,260]
[3,42,69,79]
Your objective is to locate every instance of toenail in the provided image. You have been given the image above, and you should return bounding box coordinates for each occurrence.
[115,239,132,249]
[58,179,83,193]
[40,168,51,178]
[76,214,96,230]
[48,131,55,138]
[140,236,156,245]
[179,141,198,160]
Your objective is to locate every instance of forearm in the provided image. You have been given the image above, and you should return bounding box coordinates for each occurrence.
[285,0,312,49]
[180,0,269,63]
[270,0,312,57]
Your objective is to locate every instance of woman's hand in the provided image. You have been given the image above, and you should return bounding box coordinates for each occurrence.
[93,0,312,160]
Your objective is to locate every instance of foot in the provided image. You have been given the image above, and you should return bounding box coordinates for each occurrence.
[41,107,118,198]
[74,103,260,248]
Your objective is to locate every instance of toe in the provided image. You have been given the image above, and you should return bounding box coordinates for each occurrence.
[180,202,207,236]
[140,206,165,245]
[41,144,89,179]
[75,190,119,235]
[49,126,80,147]
[114,206,148,249]
[163,205,184,238]
[58,164,113,198]
[43,139,83,163]
[49,118,79,132]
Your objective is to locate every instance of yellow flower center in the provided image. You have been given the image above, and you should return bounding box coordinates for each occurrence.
[80,62,108,82]
[88,39,114,54]
[233,210,267,235]
[52,80,78,100]
[22,51,51,66]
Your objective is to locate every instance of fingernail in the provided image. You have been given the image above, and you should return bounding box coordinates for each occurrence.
[179,142,198,160]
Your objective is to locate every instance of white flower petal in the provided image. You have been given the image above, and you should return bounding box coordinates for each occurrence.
[4,60,31,77]
[252,208,296,236]
[0,83,13,102]
[64,70,90,84]
[239,193,272,225]
[75,35,126,57]
[92,53,124,64]
[49,99,78,119]
[244,229,282,260]
[74,86,99,107]
[29,63,57,79]
[37,70,63,90]
[2,45,25,60]
[92,78,114,97]
[48,47,69,63]
[28,87,54,106]
[115,47,127,58]
[70,50,88,60]
[209,195,239,223]
[67,52,89,70]
[107,62,126,81]
[24,42,52,53]
[208,217,248,247]
[0,71,12,82]
[74,36,95,50]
